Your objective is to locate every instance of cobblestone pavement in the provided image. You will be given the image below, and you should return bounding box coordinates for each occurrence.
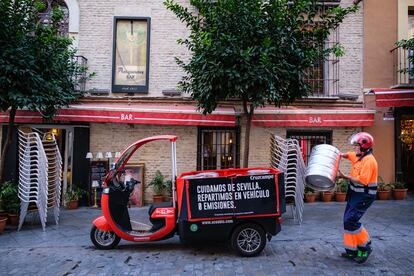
[1,194,413,276]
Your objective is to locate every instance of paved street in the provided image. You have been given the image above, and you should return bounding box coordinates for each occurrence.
[1,194,413,276]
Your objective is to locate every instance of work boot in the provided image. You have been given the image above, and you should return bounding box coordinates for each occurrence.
[354,243,372,264]
[341,249,357,260]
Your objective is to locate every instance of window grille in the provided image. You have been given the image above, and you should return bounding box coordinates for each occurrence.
[304,28,340,98]
[37,0,69,36]
[197,127,240,171]
[286,130,332,165]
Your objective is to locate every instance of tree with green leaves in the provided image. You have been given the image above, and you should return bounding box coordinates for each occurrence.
[165,0,358,167]
[0,0,92,184]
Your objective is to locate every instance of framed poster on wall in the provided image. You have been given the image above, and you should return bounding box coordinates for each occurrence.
[118,163,145,207]
[112,17,151,93]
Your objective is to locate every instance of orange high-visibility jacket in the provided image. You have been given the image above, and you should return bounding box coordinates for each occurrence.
[346,152,378,186]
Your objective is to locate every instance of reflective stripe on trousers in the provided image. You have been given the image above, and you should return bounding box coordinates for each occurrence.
[343,189,375,251]
[344,226,370,250]
[349,182,378,195]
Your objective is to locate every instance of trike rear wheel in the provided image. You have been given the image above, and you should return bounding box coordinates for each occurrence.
[230,223,266,257]
[90,225,120,250]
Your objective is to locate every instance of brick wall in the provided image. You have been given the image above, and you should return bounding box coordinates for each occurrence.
[77,0,363,99]
[78,0,191,96]
[89,123,197,203]
[339,0,364,97]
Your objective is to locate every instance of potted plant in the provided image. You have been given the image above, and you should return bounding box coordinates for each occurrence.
[0,216,6,234]
[377,176,393,200]
[304,186,317,203]
[322,190,334,202]
[65,187,87,209]
[391,182,408,200]
[334,179,348,202]
[0,182,20,226]
[0,191,5,214]
[149,170,166,203]
[163,179,173,202]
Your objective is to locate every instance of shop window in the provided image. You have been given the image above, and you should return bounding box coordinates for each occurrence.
[286,130,332,165]
[112,17,151,93]
[197,127,240,170]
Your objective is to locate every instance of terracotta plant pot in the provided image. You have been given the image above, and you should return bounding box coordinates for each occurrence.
[305,193,316,203]
[67,200,79,209]
[0,216,7,234]
[335,192,347,202]
[153,195,164,203]
[0,212,7,221]
[163,195,173,202]
[322,192,333,202]
[7,213,19,226]
[377,190,391,200]
[393,189,408,200]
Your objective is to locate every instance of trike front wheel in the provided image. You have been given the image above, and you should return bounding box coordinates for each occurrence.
[90,225,120,250]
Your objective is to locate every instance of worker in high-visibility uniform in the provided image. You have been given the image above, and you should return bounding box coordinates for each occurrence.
[337,132,378,264]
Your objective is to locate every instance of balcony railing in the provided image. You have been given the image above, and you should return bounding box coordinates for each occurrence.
[74,55,87,92]
[304,29,340,98]
[391,45,414,88]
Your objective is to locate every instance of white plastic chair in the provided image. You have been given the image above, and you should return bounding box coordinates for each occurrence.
[270,135,305,224]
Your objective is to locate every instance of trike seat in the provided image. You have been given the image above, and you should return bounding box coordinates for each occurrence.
[148,201,173,232]
[148,201,173,217]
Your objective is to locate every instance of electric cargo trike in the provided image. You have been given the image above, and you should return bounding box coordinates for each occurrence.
[90,135,285,256]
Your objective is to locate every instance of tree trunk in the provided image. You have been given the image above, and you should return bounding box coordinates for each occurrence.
[242,102,254,168]
[0,107,17,185]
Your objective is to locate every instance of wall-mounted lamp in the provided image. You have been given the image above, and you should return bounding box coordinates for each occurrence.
[85,152,93,159]
[95,152,103,159]
[115,152,121,158]
[105,152,113,159]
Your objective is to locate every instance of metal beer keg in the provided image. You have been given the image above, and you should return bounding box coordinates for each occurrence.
[305,144,341,191]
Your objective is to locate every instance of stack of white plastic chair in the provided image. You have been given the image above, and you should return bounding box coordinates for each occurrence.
[270,135,306,224]
[17,130,49,231]
[42,132,62,225]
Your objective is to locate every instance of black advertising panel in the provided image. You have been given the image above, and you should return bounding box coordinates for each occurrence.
[187,177,233,219]
[187,174,278,219]
[233,174,277,216]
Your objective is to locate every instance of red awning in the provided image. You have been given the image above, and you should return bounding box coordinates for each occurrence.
[0,103,375,127]
[0,103,236,127]
[252,107,375,127]
[373,88,414,107]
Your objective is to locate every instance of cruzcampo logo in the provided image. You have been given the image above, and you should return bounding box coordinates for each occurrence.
[190,224,198,232]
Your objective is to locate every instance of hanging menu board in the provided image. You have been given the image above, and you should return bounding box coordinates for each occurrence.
[90,160,108,206]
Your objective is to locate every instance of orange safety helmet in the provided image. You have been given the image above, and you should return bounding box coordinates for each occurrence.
[350,132,374,150]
